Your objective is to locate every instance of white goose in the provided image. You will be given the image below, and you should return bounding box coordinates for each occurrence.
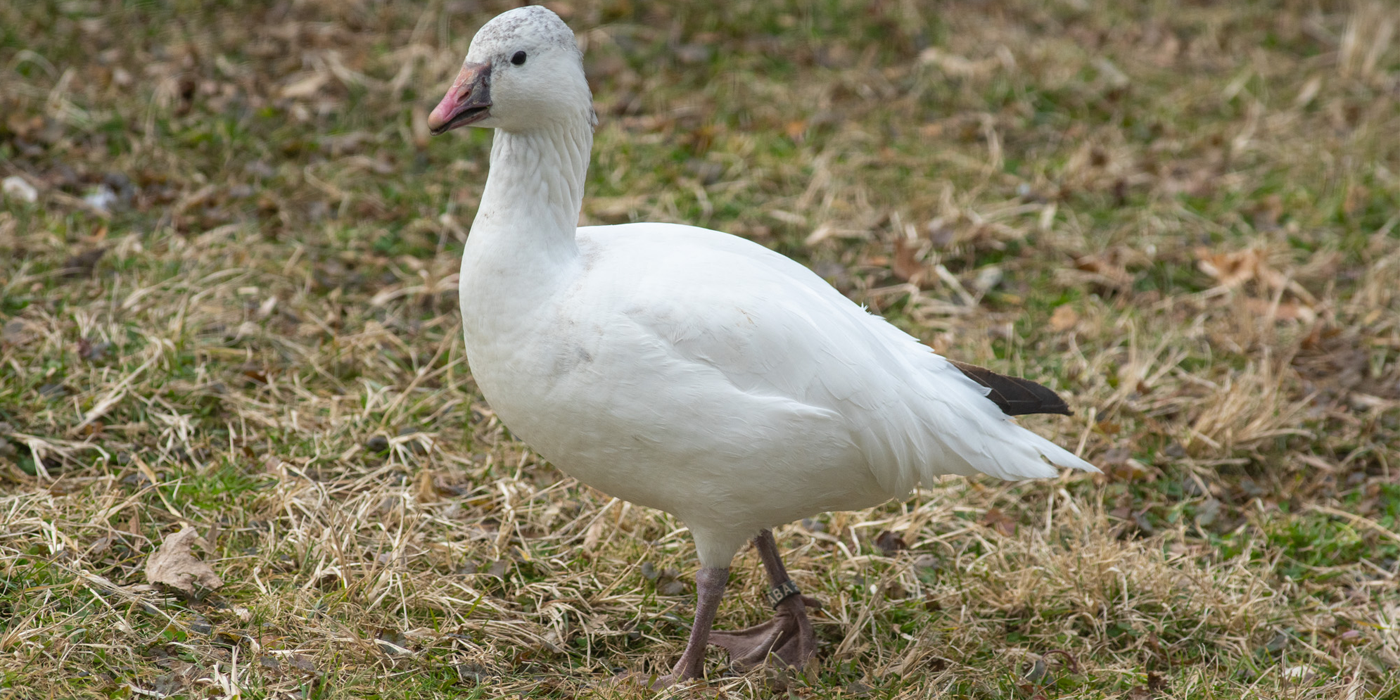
[428,6,1096,686]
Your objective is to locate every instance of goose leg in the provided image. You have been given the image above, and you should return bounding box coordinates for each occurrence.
[707,529,820,670]
[652,566,728,688]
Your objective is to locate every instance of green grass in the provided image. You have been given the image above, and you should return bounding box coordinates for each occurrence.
[2,0,1400,697]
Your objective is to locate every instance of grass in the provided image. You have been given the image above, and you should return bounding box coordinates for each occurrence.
[1,0,1399,697]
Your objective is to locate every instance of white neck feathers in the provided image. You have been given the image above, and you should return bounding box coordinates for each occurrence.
[472,120,592,261]
[458,117,594,336]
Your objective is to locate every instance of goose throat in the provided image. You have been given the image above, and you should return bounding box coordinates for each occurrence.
[476,120,593,245]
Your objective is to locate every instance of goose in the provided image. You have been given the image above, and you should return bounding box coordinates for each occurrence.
[427,6,1097,687]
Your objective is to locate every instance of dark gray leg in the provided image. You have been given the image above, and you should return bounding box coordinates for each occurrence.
[652,566,728,687]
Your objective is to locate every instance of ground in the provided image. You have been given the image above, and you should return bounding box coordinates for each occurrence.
[1,0,1399,698]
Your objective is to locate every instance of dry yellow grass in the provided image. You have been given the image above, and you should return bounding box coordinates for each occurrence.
[1,0,1398,697]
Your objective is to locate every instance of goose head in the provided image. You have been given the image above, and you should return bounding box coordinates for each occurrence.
[428,6,593,135]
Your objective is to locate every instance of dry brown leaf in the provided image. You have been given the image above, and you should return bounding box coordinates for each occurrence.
[1073,252,1134,290]
[1243,297,1316,323]
[784,120,807,142]
[1194,246,1286,290]
[892,237,929,287]
[1049,305,1080,332]
[1195,246,1259,286]
[1111,458,1156,482]
[982,508,1017,536]
[873,530,907,556]
[61,247,108,278]
[145,526,223,593]
[919,122,944,138]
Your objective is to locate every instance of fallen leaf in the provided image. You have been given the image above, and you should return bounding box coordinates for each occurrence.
[1194,246,1286,290]
[873,530,907,556]
[61,247,108,278]
[892,238,926,286]
[286,654,317,672]
[1073,252,1134,290]
[1147,671,1167,691]
[1243,297,1316,323]
[982,508,1016,536]
[1113,458,1156,482]
[1016,684,1049,700]
[145,526,223,594]
[77,337,112,362]
[1049,305,1079,332]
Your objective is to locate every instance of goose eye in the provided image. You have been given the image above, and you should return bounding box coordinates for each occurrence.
[511,51,527,66]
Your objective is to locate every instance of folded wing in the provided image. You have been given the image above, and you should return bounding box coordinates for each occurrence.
[584,223,1097,496]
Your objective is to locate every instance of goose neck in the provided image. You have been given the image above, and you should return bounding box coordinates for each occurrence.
[472,122,592,262]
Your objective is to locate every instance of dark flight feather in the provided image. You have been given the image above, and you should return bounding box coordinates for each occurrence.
[949,360,1073,416]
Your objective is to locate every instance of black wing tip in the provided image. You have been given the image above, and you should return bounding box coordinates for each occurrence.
[950,359,1076,417]
[997,398,1073,417]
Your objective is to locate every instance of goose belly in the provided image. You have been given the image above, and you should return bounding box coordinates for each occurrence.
[463,329,891,530]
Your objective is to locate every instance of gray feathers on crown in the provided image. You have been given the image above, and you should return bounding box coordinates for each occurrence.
[473,6,579,57]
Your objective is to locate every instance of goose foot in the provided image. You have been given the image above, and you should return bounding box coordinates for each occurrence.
[708,592,820,669]
[708,529,821,671]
